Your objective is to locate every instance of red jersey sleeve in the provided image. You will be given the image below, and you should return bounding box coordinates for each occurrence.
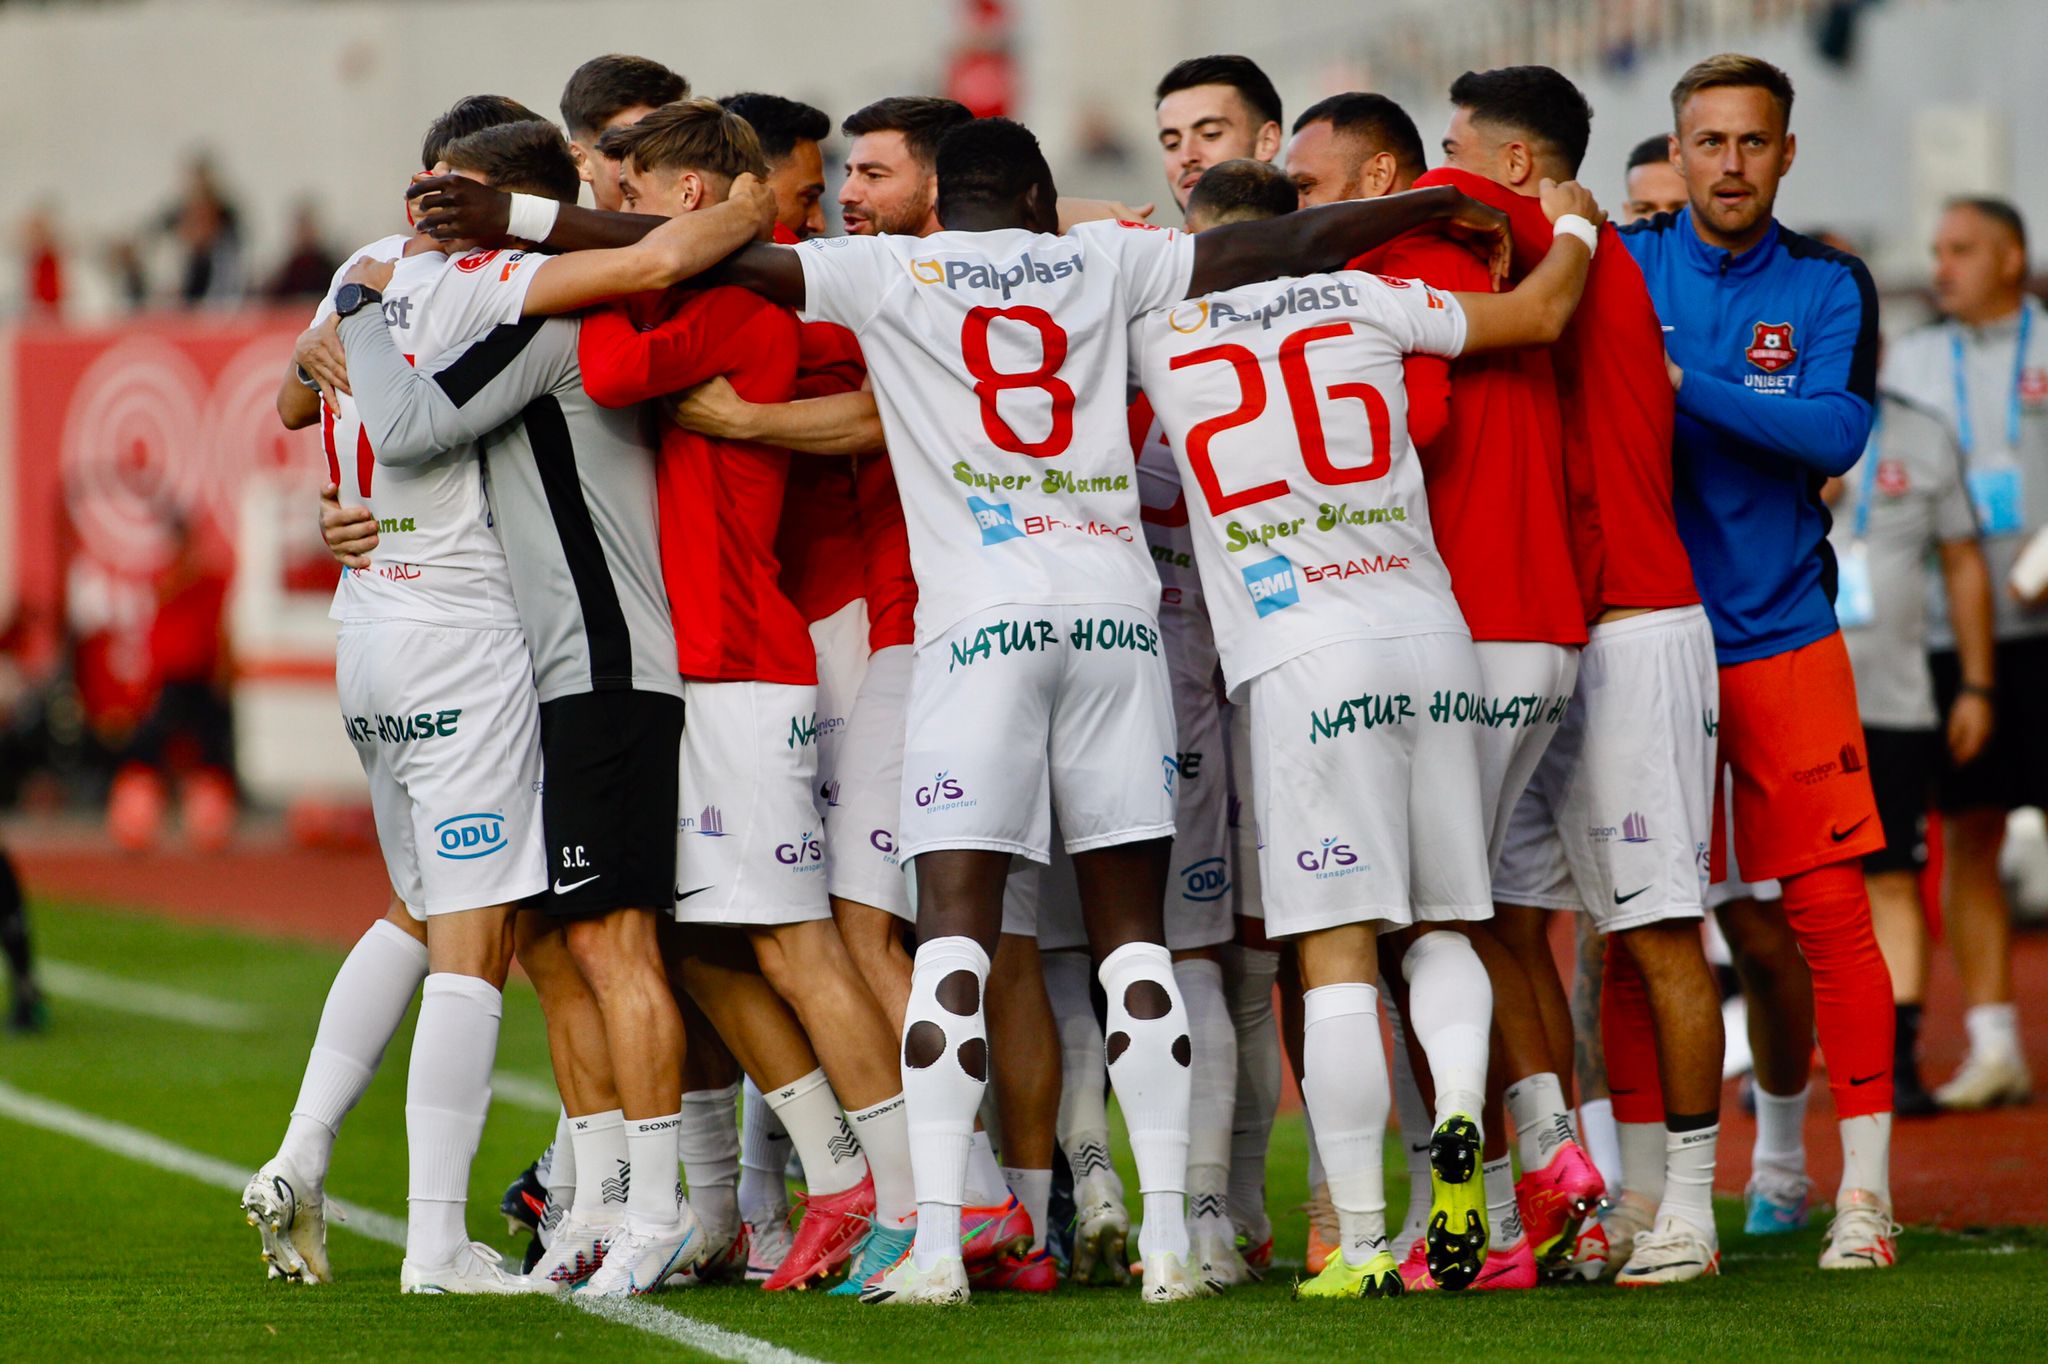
[1351,232,1476,456]
[579,286,799,408]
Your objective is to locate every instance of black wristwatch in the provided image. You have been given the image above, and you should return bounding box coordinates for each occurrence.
[334,283,383,319]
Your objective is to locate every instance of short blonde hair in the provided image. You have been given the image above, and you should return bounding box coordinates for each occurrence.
[596,97,768,181]
[1671,53,1794,127]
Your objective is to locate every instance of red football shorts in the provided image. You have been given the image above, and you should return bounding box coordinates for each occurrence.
[1711,630,1885,883]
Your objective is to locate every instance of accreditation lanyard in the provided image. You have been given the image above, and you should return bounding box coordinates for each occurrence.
[1952,305,2033,456]
[1852,413,1880,541]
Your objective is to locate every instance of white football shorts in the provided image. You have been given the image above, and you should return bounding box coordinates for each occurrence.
[1493,605,1719,933]
[1161,596,1232,950]
[674,679,831,926]
[1246,632,1493,938]
[899,603,1176,864]
[1001,848,1085,948]
[1471,639,1579,868]
[824,643,913,920]
[336,622,545,917]
[1225,694,1263,924]
[810,598,870,817]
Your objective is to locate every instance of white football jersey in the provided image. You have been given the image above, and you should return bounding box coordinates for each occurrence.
[1130,394,1201,606]
[1129,270,1472,693]
[795,220,1196,644]
[325,241,531,629]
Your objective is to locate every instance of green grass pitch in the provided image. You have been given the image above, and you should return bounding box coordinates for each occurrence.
[3,900,2045,1361]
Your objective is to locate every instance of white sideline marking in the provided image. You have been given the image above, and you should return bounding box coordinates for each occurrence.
[489,1069,563,1115]
[0,1080,828,1364]
[0,1078,406,1243]
[41,960,264,1032]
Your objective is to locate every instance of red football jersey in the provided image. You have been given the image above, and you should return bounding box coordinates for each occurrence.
[855,451,916,652]
[777,319,867,626]
[1422,168,1698,614]
[578,285,815,684]
[1350,216,1586,646]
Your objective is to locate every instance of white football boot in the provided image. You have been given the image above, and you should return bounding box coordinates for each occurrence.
[529,1209,616,1287]
[242,1159,334,1284]
[858,1251,970,1305]
[400,1241,557,1294]
[584,1204,704,1297]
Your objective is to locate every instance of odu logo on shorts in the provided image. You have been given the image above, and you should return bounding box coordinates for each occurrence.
[968,495,1024,545]
[1180,856,1231,902]
[435,812,507,860]
[1242,555,1299,617]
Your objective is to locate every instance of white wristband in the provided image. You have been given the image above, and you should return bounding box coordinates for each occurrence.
[1552,213,1599,256]
[505,192,560,245]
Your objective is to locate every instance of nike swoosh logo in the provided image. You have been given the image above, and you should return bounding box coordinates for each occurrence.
[552,874,600,895]
[674,886,710,902]
[1850,1071,1886,1086]
[1613,886,1650,904]
[1830,816,1872,843]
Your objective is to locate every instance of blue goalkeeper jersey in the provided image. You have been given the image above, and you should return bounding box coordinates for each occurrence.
[1621,208,1879,664]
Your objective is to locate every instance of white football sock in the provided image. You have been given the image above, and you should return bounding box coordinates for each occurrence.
[1224,944,1281,1245]
[1305,1108,1325,1192]
[1099,941,1192,1262]
[1044,949,1114,1183]
[763,1068,866,1199]
[539,1107,575,1204]
[403,972,501,1269]
[1387,998,1435,1256]
[848,1093,916,1228]
[1617,1120,1667,1209]
[965,1129,1008,1206]
[569,1108,628,1220]
[1504,1071,1574,1171]
[1751,1084,1809,1180]
[1838,1112,1892,1206]
[1003,1164,1053,1252]
[624,1112,683,1228]
[1965,1002,2020,1059]
[1482,1154,1523,1249]
[1579,1097,1623,1194]
[738,1077,791,1225]
[1400,929,1493,1124]
[281,918,427,1184]
[1661,1120,1719,1237]
[903,936,989,1269]
[1302,982,1391,1262]
[1174,957,1236,1231]
[679,1084,740,1243]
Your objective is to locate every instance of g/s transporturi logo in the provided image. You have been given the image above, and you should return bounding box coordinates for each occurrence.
[434,812,508,860]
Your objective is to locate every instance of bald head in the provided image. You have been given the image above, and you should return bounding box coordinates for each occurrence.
[1185,158,1298,231]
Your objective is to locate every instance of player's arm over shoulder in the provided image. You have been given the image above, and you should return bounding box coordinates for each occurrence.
[1448,182,1601,353]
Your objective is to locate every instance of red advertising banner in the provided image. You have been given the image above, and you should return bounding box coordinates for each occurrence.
[2,310,335,723]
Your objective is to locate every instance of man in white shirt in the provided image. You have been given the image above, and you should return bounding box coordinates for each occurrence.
[1129,157,1601,1300]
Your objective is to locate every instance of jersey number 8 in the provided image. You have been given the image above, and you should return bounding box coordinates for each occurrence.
[962,306,1076,459]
